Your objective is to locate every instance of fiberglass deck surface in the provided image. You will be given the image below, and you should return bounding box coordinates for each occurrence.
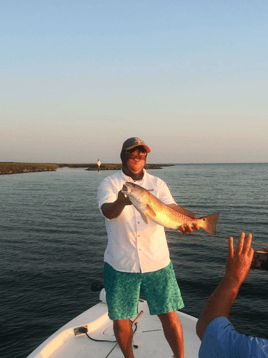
[49,301,200,358]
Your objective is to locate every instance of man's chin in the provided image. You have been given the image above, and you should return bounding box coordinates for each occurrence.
[132,169,142,175]
[122,165,144,180]
[131,170,144,180]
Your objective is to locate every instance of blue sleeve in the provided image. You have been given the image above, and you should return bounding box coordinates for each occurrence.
[199,317,268,358]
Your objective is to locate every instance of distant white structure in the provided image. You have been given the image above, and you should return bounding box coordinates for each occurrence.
[97,159,101,172]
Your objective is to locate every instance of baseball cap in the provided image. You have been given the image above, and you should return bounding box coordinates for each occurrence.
[122,137,151,153]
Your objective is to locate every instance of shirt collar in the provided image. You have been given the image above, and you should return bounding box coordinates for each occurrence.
[120,169,147,185]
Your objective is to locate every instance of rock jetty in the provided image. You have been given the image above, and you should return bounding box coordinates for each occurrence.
[58,163,173,170]
[0,163,58,175]
[85,163,173,171]
[0,163,174,175]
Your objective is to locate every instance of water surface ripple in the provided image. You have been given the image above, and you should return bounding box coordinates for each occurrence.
[1,164,267,358]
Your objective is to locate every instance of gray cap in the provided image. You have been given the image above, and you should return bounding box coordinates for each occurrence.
[122,137,151,153]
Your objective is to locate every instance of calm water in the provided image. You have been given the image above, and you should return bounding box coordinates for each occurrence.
[1,164,268,358]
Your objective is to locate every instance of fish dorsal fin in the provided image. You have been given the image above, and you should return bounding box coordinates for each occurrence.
[146,204,157,217]
[140,212,149,224]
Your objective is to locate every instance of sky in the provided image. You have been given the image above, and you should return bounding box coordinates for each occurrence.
[1,0,268,163]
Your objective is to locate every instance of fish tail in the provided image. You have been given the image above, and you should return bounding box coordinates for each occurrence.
[199,213,220,235]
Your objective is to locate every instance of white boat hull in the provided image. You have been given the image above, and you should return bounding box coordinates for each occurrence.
[28,290,200,358]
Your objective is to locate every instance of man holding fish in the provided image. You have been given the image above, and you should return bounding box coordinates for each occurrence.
[97,137,219,358]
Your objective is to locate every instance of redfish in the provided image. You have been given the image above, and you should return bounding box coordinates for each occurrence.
[122,182,219,235]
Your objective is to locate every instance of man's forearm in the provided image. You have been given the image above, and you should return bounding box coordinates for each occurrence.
[101,190,132,220]
[196,234,254,341]
[101,200,126,219]
[196,277,240,340]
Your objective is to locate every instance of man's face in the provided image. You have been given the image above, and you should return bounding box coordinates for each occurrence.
[126,149,147,175]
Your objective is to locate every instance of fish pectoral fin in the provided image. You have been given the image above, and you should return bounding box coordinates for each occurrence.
[146,204,157,217]
[140,212,149,224]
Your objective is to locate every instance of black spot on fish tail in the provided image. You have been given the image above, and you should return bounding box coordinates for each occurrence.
[200,213,220,235]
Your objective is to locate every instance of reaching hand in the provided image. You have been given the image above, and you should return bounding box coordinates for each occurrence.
[224,232,254,289]
[168,204,200,234]
[118,189,132,206]
[179,223,200,235]
[101,188,132,220]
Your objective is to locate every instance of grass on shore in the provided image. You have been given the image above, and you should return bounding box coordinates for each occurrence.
[0,162,172,175]
[0,162,59,175]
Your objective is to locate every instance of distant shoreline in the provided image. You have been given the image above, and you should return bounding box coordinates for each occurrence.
[0,162,174,175]
[62,163,174,170]
[0,163,59,175]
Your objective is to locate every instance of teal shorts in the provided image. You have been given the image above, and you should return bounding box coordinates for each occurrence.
[104,262,184,320]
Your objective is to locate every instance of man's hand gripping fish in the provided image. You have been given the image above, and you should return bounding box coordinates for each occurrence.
[122,182,219,235]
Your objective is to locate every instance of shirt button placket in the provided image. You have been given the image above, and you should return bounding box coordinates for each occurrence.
[137,229,142,273]
[137,221,141,252]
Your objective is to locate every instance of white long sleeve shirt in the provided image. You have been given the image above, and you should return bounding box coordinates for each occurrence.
[97,170,176,273]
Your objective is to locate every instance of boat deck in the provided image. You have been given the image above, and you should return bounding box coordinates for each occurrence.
[28,297,200,358]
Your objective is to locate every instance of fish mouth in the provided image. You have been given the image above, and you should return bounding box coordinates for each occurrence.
[122,184,130,194]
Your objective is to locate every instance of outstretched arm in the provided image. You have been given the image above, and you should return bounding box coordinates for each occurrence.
[101,189,132,220]
[196,233,254,340]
